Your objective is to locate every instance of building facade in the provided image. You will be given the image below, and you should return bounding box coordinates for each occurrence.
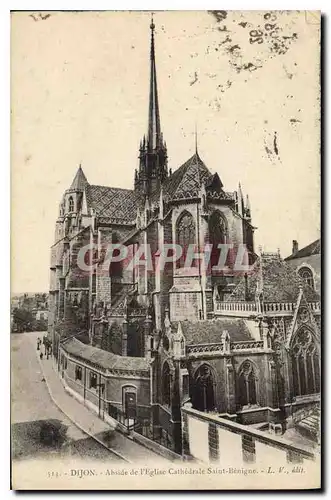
[49,20,321,458]
[285,239,321,295]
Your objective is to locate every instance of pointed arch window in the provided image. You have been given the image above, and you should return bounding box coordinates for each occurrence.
[68,196,74,213]
[238,361,258,407]
[298,267,314,290]
[162,362,171,406]
[291,328,320,397]
[176,211,196,268]
[208,211,228,269]
[192,364,215,412]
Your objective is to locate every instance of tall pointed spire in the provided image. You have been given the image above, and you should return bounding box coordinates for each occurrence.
[147,14,161,151]
[135,14,168,194]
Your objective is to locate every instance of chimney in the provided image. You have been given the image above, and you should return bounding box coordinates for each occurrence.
[292,240,299,254]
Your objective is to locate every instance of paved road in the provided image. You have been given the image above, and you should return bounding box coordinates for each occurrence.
[11,332,120,463]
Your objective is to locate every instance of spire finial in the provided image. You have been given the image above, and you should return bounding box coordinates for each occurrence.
[195,122,198,154]
[150,12,155,31]
[147,12,161,151]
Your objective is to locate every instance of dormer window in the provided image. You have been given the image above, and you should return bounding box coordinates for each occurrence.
[68,196,74,213]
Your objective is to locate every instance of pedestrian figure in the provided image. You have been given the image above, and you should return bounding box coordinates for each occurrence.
[40,352,43,360]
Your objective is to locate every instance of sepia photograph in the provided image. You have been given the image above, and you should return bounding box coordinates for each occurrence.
[10,10,321,490]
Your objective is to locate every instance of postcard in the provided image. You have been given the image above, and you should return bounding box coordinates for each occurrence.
[11,10,321,490]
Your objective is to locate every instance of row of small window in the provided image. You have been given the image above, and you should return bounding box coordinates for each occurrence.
[61,359,99,390]
[74,365,99,390]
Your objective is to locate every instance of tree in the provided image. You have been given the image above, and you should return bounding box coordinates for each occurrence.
[12,308,34,333]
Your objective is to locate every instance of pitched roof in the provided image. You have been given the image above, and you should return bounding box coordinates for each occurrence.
[70,166,88,191]
[173,318,253,345]
[164,152,212,201]
[61,337,150,371]
[85,184,143,224]
[149,152,233,205]
[285,239,321,261]
[82,152,228,224]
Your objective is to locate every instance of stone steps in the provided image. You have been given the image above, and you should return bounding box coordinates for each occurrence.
[296,411,320,442]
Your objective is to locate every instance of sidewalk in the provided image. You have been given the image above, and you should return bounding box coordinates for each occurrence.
[31,336,169,464]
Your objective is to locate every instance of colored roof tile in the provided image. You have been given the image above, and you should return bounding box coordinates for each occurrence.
[85,185,143,223]
[173,318,253,345]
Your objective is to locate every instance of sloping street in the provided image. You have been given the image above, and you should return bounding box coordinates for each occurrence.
[11,332,123,463]
[11,332,169,465]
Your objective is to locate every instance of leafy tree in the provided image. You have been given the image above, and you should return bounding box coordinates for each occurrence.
[12,308,34,332]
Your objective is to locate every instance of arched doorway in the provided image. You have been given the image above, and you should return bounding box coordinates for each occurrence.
[192,364,216,412]
[291,328,320,396]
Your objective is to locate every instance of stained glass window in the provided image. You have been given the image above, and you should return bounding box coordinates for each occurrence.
[209,211,228,269]
[291,328,320,396]
[192,364,215,412]
[238,361,257,407]
[176,211,196,268]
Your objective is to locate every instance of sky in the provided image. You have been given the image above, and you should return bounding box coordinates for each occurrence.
[11,10,320,293]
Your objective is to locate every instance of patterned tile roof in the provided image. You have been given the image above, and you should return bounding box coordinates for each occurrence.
[164,152,213,201]
[85,184,143,224]
[149,152,232,205]
[61,337,150,371]
[173,318,252,345]
[83,152,228,224]
[285,239,321,261]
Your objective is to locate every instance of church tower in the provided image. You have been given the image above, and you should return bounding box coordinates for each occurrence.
[134,17,168,195]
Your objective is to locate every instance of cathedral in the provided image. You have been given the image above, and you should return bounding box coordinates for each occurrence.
[48,19,321,457]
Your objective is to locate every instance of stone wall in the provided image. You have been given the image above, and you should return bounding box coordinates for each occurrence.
[66,226,91,289]
[170,290,201,322]
[59,350,151,417]
[182,404,316,465]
